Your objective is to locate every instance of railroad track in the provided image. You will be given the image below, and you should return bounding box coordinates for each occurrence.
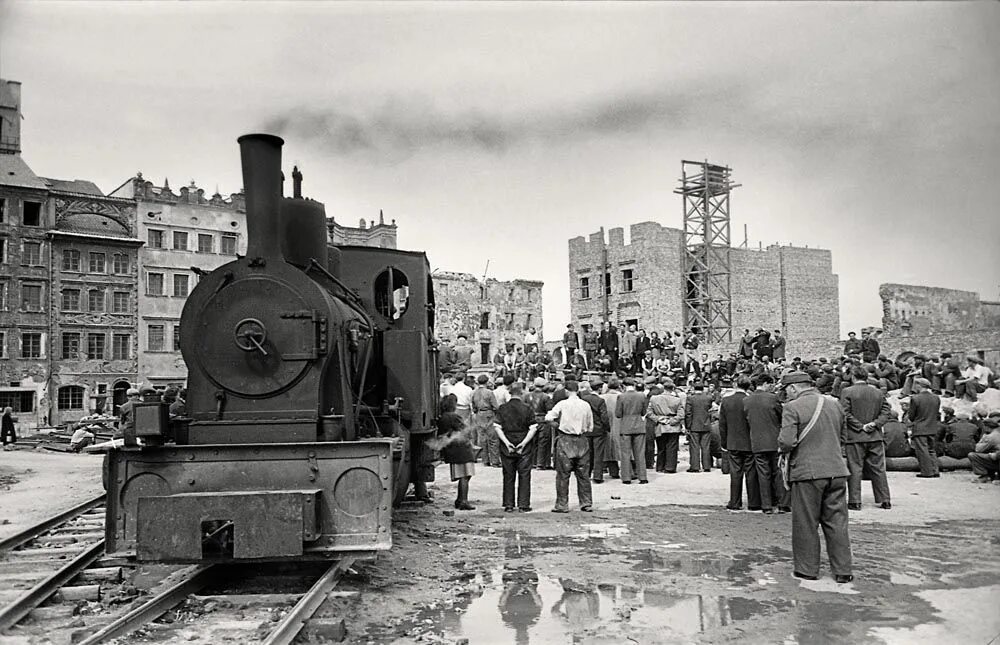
[0,496,358,644]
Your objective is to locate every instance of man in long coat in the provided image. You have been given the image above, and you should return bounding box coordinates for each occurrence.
[615,378,648,484]
[778,371,853,583]
[840,367,893,510]
[744,375,786,513]
[684,383,714,472]
[719,376,759,510]
[907,378,941,477]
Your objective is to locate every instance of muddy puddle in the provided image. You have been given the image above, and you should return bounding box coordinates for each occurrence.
[366,527,1000,644]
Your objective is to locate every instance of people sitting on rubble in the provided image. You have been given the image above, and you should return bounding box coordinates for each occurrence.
[955,356,993,402]
[968,414,1000,483]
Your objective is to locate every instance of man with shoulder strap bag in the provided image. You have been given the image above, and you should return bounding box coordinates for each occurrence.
[777,371,854,584]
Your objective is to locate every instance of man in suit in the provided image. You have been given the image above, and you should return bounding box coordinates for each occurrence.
[744,374,787,513]
[599,321,619,372]
[778,371,853,584]
[647,378,685,473]
[527,378,554,470]
[684,382,714,473]
[579,380,611,484]
[615,378,648,484]
[771,330,786,362]
[563,324,579,358]
[907,378,941,477]
[840,367,893,511]
[860,331,880,364]
[719,376,760,511]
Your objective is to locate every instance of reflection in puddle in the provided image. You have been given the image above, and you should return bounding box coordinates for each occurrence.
[422,564,790,644]
[628,548,778,584]
[869,585,1000,644]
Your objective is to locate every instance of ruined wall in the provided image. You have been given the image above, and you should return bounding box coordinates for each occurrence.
[568,222,684,333]
[433,271,543,364]
[880,283,1000,336]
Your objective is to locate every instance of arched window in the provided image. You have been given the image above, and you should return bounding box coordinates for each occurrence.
[373,268,409,321]
[58,385,85,410]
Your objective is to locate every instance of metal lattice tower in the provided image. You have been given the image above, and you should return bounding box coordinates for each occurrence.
[676,160,740,344]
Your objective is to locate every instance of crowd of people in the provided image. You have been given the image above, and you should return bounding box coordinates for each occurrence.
[434,323,1000,582]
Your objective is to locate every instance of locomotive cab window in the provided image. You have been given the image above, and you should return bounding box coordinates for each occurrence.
[374,267,409,321]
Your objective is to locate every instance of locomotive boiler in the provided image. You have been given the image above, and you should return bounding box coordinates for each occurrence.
[104,134,439,563]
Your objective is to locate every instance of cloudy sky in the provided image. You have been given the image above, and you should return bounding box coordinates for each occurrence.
[3,1,998,341]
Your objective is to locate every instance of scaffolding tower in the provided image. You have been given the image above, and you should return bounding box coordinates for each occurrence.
[676,160,739,344]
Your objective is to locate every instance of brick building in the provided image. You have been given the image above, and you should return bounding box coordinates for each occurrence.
[432,271,544,365]
[328,211,397,248]
[880,283,1000,337]
[568,222,840,356]
[0,79,51,429]
[47,184,142,424]
[109,174,247,388]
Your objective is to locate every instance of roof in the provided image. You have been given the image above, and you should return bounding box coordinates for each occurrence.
[43,177,104,196]
[53,212,133,239]
[0,154,47,190]
[47,229,144,246]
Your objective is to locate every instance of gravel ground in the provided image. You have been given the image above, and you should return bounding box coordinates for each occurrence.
[2,448,998,644]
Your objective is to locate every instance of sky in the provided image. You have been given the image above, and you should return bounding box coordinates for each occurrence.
[2,1,998,342]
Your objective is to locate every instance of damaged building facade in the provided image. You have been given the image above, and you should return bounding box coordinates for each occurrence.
[109,175,247,388]
[432,271,544,365]
[568,222,839,356]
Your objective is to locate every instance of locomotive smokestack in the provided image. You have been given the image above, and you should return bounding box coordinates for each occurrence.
[237,133,285,261]
[292,165,303,199]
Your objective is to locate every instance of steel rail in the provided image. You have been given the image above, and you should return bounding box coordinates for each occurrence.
[0,493,106,553]
[76,564,218,645]
[262,557,356,645]
[0,539,106,632]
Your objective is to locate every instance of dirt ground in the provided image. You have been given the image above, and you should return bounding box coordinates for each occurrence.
[2,447,999,644]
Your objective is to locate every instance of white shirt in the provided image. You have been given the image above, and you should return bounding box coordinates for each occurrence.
[545,393,593,435]
[524,332,539,345]
[964,364,991,386]
[494,385,510,406]
[451,381,473,409]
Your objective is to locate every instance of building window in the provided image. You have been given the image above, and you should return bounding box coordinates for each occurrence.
[172,325,181,351]
[580,277,590,300]
[88,289,105,312]
[526,313,533,328]
[23,241,42,265]
[622,269,634,292]
[62,249,81,271]
[87,333,105,360]
[62,288,81,311]
[22,201,41,226]
[479,285,488,300]
[0,282,6,310]
[112,253,129,274]
[197,234,213,253]
[112,291,129,314]
[480,312,490,330]
[0,237,5,263]
[604,272,612,296]
[62,332,80,359]
[148,324,165,351]
[22,283,42,311]
[58,386,85,410]
[147,272,164,296]
[0,198,5,223]
[173,274,189,297]
[89,252,106,273]
[112,334,130,360]
[0,330,5,358]
[148,229,164,249]
[220,234,237,255]
[173,231,188,251]
[21,332,42,358]
[0,390,33,412]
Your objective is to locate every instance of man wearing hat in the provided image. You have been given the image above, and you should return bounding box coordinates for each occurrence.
[968,415,1000,482]
[907,378,941,478]
[840,368,893,511]
[720,376,759,510]
[777,371,853,583]
[117,387,141,438]
[843,332,862,357]
[563,324,579,359]
[579,379,611,483]
[527,378,554,469]
[648,378,684,473]
[860,331,880,364]
[684,382,714,473]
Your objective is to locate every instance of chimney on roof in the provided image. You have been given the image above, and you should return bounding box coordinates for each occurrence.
[0,79,24,155]
[379,209,384,225]
[292,165,302,199]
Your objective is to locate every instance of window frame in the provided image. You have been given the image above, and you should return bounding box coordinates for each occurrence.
[62,249,81,272]
[220,234,237,255]
[147,272,164,296]
[579,276,591,300]
[21,283,43,311]
[197,233,214,253]
[62,288,81,311]
[148,229,164,249]
[173,273,189,298]
[62,332,81,360]
[22,241,42,266]
[88,288,105,313]
[172,231,188,251]
[21,332,42,359]
[22,200,42,227]
[147,324,165,352]
[111,291,130,314]
[88,252,106,274]
[86,333,106,360]
[112,253,129,274]
[57,385,85,411]
[112,333,130,360]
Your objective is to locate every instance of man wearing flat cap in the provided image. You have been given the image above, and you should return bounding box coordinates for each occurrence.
[778,371,853,584]
[840,367,893,511]
[118,387,141,438]
[907,378,941,477]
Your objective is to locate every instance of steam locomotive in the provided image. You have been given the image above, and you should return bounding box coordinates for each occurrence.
[104,134,439,563]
